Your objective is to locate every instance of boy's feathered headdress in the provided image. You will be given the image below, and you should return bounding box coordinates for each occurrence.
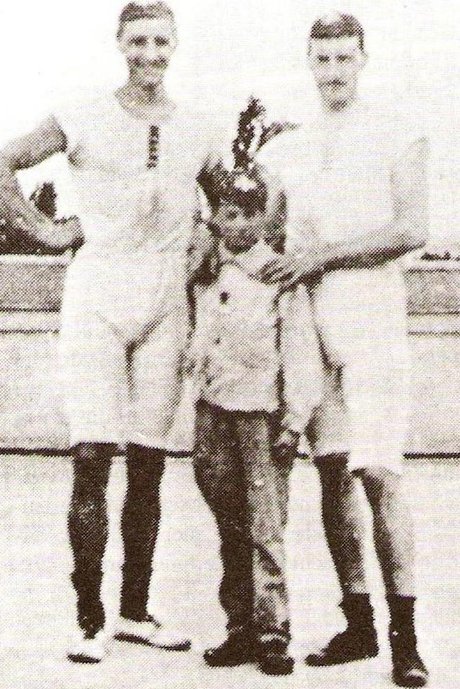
[198,96,296,213]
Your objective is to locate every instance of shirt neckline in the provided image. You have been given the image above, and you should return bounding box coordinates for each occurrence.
[111,91,181,126]
[316,97,369,126]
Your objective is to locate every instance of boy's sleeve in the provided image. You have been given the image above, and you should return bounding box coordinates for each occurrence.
[184,284,212,382]
[186,218,219,286]
[279,284,324,434]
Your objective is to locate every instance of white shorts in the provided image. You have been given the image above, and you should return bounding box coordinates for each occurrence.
[59,250,189,451]
[307,268,411,474]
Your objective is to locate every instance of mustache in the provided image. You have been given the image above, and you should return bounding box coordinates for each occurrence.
[322,80,346,87]
[133,58,168,68]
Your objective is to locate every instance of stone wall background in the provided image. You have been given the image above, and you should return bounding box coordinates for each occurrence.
[1,257,460,454]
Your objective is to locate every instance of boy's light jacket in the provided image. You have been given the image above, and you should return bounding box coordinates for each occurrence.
[189,240,324,434]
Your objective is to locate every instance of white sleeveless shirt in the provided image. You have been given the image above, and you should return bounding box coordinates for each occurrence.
[259,100,421,247]
[54,93,223,259]
[258,100,424,365]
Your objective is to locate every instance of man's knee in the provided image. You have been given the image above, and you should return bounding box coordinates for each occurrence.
[126,443,164,461]
[315,454,364,526]
[355,466,402,504]
[314,452,349,470]
[314,453,354,491]
[68,444,113,560]
[73,442,116,463]
[71,442,114,503]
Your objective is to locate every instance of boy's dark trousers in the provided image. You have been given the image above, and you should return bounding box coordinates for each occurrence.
[193,400,293,645]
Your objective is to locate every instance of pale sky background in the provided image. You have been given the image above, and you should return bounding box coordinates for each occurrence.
[0,0,458,243]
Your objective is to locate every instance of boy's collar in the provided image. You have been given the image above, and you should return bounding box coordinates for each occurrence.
[219,240,277,275]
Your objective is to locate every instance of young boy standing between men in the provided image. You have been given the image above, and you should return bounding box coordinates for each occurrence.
[189,110,324,675]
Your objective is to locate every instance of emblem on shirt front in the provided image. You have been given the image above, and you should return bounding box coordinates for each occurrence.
[147,125,160,168]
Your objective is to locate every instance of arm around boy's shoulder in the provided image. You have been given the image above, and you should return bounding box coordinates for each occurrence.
[278,284,325,435]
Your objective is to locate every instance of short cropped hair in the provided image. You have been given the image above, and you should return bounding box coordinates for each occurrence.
[117,2,176,38]
[309,12,365,52]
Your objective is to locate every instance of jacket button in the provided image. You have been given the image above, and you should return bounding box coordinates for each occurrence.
[220,291,229,304]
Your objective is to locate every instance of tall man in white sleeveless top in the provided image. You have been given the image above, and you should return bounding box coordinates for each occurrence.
[257,13,429,688]
[0,2,223,663]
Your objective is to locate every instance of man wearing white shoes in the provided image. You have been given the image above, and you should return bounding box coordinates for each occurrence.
[0,2,224,663]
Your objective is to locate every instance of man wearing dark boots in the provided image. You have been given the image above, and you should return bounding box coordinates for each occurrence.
[256,11,430,687]
[304,424,428,688]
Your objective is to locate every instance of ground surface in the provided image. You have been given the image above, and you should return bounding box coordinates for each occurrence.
[1,456,459,689]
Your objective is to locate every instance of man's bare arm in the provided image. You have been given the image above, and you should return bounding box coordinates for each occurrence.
[256,137,429,285]
[0,116,83,250]
[320,137,429,271]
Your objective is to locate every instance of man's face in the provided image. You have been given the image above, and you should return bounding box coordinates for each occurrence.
[308,35,367,110]
[118,17,177,88]
[210,202,264,253]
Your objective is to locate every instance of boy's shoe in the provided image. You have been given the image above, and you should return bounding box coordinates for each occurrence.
[114,614,191,651]
[203,632,254,667]
[257,638,295,676]
[67,628,107,664]
[306,593,379,666]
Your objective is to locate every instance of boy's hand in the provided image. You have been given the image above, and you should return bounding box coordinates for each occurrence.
[274,428,300,462]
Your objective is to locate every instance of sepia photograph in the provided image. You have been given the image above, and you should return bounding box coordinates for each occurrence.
[0,1,458,687]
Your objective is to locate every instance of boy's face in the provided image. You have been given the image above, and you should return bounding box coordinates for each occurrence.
[210,202,265,253]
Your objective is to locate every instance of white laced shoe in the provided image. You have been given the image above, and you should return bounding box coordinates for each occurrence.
[67,628,108,664]
[114,614,191,651]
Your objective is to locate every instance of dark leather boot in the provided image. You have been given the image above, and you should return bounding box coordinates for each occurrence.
[388,596,428,687]
[257,638,294,676]
[204,630,254,667]
[306,593,379,666]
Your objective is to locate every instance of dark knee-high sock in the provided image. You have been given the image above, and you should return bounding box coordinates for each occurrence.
[315,454,368,596]
[67,443,114,634]
[120,444,165,621]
